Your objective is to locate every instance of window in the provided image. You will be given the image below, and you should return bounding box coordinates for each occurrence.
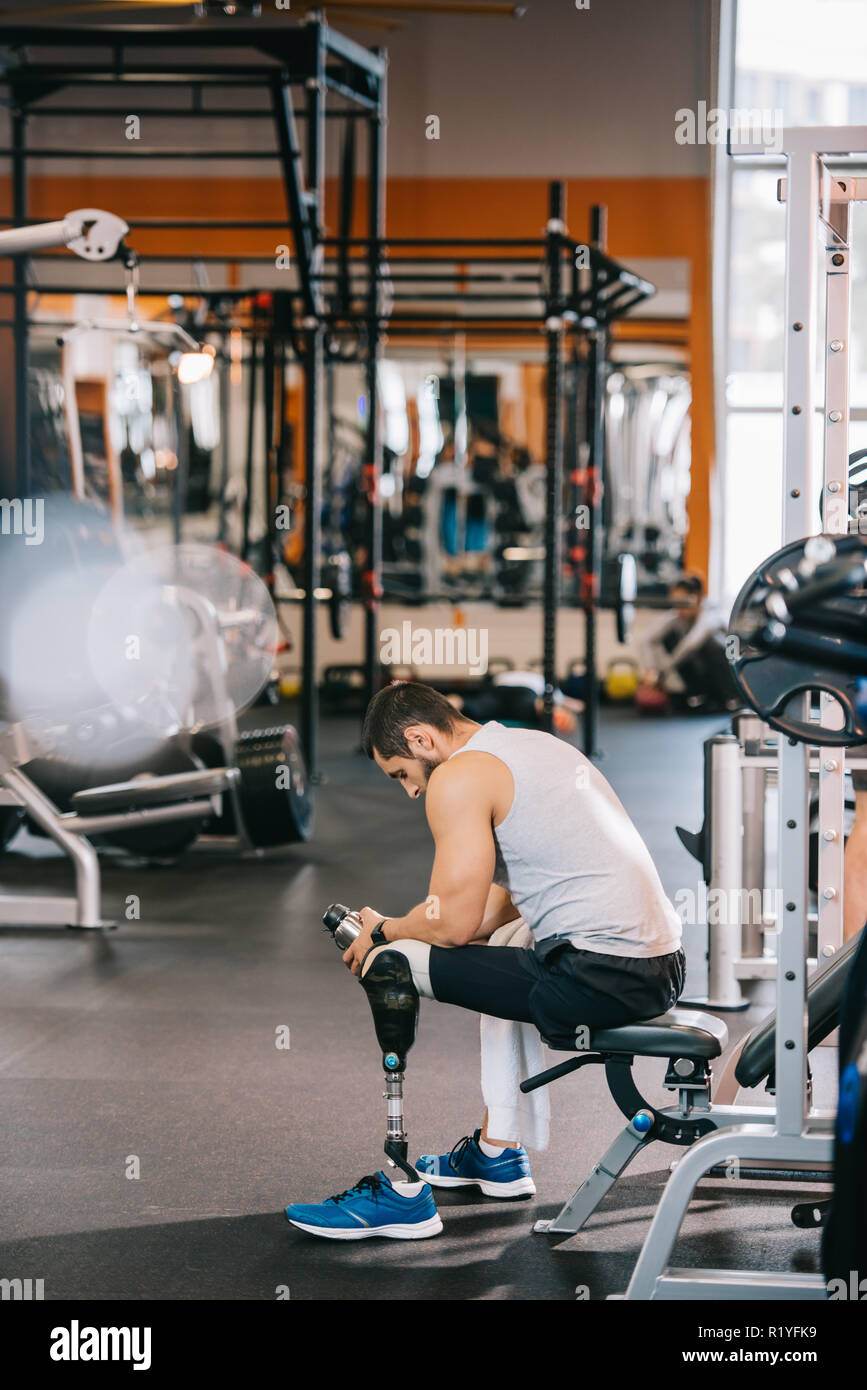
[715,0,867,599]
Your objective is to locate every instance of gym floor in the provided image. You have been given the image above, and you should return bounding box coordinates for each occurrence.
[0,708,835,1301]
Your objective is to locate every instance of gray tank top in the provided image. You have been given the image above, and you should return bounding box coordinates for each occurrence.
[451,722,682,958]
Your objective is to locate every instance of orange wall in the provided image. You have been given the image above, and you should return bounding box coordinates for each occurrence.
[1,172,713,580]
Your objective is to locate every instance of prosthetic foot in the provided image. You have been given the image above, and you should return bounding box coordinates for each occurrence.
[359,948,420,1182]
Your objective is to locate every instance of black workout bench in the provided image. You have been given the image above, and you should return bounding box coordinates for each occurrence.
[522,934,859,1238]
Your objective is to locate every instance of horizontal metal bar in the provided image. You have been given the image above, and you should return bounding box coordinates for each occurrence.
[730,124,867,157]
[0,147,284,159]
[0,222,543,258]
[378,327,552,337]
[9,105,362,121]
[383,293,544,302]
[741,753,867,770]
[62,799,215,837]
[4,75,289,89]
[0,284,254,298]
[0,216,292,230]
[324,23,387,80]
[380,313,554,322]
[0,20,360,53]
[314,271,541,282]
[3,66,297,81]
[649,1269,828,1299]
[324,73,378,111]
[705,1164,831,1182]
[726,403,867,418]
[28,252,291,264]
[0,896,81,927]
[379,258,544,267]
[323,237,546,247]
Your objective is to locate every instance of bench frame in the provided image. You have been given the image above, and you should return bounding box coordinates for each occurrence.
[0,723,232,929]
[523,1011,825,1239]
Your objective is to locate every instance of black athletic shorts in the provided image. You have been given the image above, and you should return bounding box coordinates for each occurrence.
[427,939,685,1048]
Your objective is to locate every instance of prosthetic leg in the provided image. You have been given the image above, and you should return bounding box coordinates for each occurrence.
[321,905,421,1183]
[359,949,420,1182]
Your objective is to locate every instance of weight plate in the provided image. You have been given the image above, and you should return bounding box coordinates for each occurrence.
[196,725,313,847]
[87,543,279,736]
[0,497,122,732]
[728,534,867,747]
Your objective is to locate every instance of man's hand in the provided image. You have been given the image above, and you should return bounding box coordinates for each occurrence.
[342,905,388,977]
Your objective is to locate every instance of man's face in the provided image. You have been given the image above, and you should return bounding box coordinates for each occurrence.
[373,748,442,799]
[674,583,701,615]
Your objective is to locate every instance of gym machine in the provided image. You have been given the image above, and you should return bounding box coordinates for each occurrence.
[0,516,313,927]
[676,711,864,1011]
[615,127,867,1301]
[0,720,230,930]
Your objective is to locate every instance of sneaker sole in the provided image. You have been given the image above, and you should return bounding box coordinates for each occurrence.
[418,1173,536,1199]
[285,1212,444,1240]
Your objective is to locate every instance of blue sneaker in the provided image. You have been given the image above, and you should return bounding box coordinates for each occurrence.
[285,1171,443,1240]
[417,1129,535,1198]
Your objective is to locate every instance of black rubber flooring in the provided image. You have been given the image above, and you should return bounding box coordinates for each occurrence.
[0,706,834,1300]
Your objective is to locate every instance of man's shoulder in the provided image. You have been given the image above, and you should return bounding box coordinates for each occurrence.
[428,749,506,805]
[431,749,498,786]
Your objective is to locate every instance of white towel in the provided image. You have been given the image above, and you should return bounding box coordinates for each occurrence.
[479,919,550,1152]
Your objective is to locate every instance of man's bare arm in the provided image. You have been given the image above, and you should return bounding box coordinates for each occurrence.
[468,883,520,942]
[375,759,497,948]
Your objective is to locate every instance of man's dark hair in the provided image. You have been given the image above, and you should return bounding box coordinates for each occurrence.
[673,573,703,597]
[361,680,462,760]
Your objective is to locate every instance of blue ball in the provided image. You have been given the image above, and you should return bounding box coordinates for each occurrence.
[385,1052,400,1070]
[633,1111,653,1134]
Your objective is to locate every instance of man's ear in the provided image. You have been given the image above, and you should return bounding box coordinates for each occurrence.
[404,723,435,755]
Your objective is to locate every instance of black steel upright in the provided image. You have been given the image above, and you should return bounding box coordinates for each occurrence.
[262,327,276,597]
[12,106,29,494]
[301,324,323,781]
[582,204,608,760]
[542,182,566,734]
[242,330,258,562]
[172,376,187,546]
[362,51,386,720]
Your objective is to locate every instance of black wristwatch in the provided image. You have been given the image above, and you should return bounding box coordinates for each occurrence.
[370,919,389,946]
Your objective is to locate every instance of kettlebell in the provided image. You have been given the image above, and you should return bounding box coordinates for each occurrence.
[604,658,640,702]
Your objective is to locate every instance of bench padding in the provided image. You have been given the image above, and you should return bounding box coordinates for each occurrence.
[547,1008,729,1060]
[70,767,234,813]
